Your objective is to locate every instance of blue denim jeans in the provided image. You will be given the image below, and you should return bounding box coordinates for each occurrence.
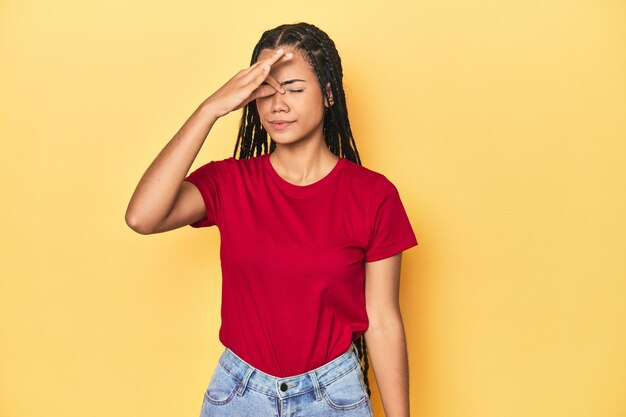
[199,342,373,416]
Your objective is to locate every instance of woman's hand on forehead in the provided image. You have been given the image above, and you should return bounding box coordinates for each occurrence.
[248,48,294,93]
[200,48,293,118]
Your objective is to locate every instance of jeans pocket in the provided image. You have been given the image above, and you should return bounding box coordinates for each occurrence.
[203,362,241,406]
[322,364,369,411]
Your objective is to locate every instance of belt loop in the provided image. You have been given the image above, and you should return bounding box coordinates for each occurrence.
[308,370,323,402]
[236,366,254,396]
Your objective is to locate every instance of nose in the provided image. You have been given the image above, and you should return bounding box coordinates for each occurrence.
[270,89,289,112]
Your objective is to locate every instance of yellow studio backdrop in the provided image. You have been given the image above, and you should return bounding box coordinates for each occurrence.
[1,1,624,416]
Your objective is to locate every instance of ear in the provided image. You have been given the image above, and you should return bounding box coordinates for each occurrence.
[323,82,334,107]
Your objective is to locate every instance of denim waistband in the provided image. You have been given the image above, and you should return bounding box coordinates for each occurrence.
[217,342,361,399]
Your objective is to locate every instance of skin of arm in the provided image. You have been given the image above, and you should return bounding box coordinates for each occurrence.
[124,99,220,235]
[364,252,411,417]
[125,49,290,235]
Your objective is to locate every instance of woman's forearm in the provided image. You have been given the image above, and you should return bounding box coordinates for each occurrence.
[364,320,410,417]
[125,99,219,234]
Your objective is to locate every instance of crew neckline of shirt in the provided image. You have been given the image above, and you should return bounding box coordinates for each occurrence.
[263,152,346,196]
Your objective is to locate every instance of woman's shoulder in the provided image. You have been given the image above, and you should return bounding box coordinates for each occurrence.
[341,157,394,190]
[203,154,264,169]
[196,154,267,183]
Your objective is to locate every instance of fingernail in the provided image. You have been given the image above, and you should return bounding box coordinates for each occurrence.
[276,48,283,54]
[286,52,293,58]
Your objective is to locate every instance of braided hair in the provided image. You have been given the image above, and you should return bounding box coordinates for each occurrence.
[232,22,371,398]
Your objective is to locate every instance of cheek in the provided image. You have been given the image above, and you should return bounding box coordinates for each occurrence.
[302,92,325,112]
[255,98,274,116]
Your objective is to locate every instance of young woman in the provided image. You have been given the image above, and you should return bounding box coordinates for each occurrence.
[126,22,418,417]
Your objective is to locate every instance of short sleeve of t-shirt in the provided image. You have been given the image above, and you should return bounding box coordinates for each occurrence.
[183,160,223,228]
[365,176,419,262]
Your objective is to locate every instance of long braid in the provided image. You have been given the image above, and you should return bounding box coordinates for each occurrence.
[298,25,361,163]
[298,25,355,160]
[232,22,371,398]
[355,335,372,398]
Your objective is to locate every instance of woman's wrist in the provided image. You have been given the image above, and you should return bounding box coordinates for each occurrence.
[198,98,222,123]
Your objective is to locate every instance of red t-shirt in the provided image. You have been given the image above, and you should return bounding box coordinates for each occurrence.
[184,152,418,377]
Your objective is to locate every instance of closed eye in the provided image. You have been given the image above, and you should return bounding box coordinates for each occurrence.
[289,89,304,93]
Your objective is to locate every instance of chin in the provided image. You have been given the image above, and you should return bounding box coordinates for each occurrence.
[271,135,309,146]
[270,136,296,144]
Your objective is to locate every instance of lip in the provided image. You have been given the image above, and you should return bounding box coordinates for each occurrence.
[269,120,294,131]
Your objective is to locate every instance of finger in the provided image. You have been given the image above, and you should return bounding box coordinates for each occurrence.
[243,49,293,84]
[244,54,293,94]
[239,84,278,110]
[250,84,279,101]
[244,48,290,74]
[251,65,279,94]
[263,73,285,94]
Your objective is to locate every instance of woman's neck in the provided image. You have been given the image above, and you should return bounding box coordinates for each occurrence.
[269,145,339,187]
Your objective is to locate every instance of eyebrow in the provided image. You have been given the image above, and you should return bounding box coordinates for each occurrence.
[263,79,307,86]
